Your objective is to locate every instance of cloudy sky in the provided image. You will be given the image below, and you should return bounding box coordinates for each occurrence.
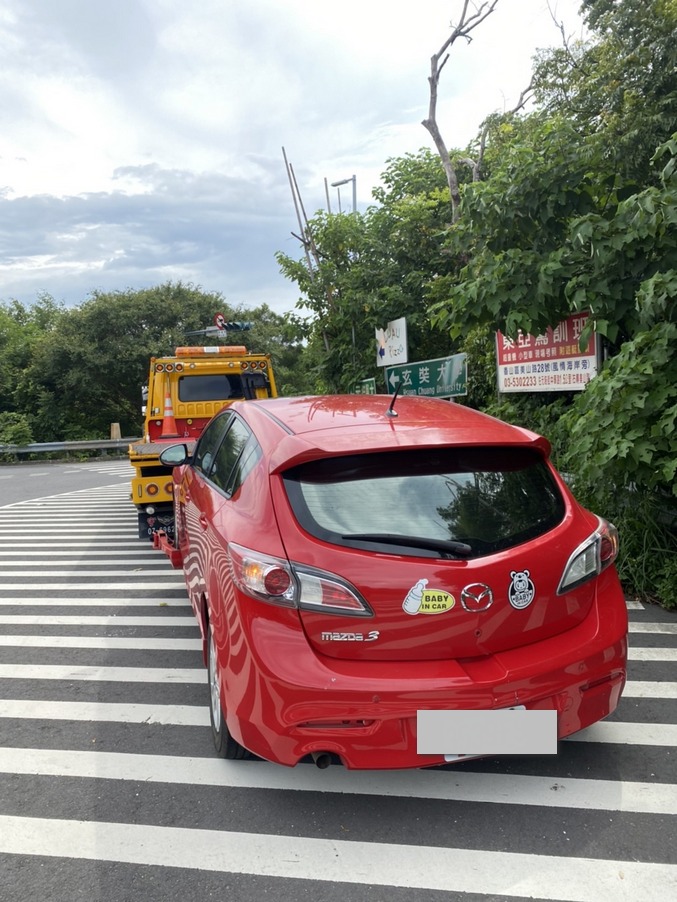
[0,0,586,317]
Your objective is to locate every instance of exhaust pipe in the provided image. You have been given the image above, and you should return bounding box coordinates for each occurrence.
[310,751,332,769]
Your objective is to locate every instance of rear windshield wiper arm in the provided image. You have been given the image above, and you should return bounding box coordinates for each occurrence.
[341,533,473,558]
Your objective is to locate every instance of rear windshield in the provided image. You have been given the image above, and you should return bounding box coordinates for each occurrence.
[178,374,243,402]
[283,447,565,558]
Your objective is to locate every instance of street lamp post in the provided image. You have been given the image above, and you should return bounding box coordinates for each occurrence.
[330,175,357,213]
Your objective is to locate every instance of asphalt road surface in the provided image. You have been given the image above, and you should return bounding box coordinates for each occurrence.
[0,459,675,901]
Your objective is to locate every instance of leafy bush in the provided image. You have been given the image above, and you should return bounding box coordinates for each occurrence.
[0,412,33,446]
[0,412,34,462]
[562,322,677,495]
[559,322,677,607]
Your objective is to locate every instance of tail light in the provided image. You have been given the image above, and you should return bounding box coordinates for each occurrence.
[228,542,372,616]
[557,518,619,594]
[294,566,372,616]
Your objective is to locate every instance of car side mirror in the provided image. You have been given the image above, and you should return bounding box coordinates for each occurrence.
[159,444,190,466]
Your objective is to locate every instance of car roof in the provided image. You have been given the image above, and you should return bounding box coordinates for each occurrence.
[232,395,551,473]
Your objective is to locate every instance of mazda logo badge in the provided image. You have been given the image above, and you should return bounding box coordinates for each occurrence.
[461,583,493,612]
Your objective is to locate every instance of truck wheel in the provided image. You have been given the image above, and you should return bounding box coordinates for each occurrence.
[207,625,249,759]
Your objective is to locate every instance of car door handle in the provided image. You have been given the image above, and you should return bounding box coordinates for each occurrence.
[199,514,208,530]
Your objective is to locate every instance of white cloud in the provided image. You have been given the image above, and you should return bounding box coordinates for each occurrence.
[0,0,587,314]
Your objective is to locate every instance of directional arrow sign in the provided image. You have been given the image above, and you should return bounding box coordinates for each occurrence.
[385,354,467,398]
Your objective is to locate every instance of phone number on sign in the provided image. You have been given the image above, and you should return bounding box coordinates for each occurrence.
[502,375,537,388]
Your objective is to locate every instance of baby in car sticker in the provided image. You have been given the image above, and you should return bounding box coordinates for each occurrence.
[403,571,536,614]
[403,579,455,615]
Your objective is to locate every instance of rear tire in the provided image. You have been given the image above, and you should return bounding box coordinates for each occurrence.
[207,624,249,759]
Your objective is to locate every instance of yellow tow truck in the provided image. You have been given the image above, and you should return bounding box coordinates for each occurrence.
[129,322,277,538]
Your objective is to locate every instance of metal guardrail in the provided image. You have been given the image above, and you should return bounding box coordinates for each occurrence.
[0,438,141,457]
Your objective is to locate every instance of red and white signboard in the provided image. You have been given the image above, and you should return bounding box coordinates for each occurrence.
[496,313,598,393]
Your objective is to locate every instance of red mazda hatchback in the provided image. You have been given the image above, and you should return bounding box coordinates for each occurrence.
[159,394,627,769]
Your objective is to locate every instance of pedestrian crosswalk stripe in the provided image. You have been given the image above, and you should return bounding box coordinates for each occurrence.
[0,615,194,625]
[0,814,673,901]
[0,746,675,815]
[629,622,677,634]
[0,581,185,592]
[627,647,677,661]
[0,699,208,724]
[0,597,189,606]
[622,681,677,698]
[567,720,677,746]
[0,566,177,574]
[0,664,203,682]
[0,635,201,650]
[0,590,187,608]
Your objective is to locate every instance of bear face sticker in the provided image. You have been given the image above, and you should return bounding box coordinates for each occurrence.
[403,578,455,615]
[508,569,536,609]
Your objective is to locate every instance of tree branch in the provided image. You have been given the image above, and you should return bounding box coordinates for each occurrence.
[422,1,500,220]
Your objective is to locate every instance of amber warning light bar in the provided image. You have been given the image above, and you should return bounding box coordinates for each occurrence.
[174,346,248,357]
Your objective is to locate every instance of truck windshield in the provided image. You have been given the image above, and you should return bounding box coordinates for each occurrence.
[178,374,243,402]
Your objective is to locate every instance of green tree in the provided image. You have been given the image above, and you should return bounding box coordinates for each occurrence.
[17,282,227,440]
[426,0,677,606]
[277,149,457,392]
[535,0,677,187]
[13,282,306,440]
[0,295,66,423]
[0,412,34,458]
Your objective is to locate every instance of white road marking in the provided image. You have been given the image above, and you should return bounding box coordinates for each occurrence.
[628,648,677,661]
[0,567,175,575]
[0,517,134,524]
[0,551,161,557]
[0,615,194,625]
[0,635,201,650]
[628,622,677,634]
[0,596,189,606]
[0,699,208,725]
[622,681,677,698]
[0,746,675,815]
[625,599,645,610]
[568,720,677,746]
[0,581,184,591]
[0,530,139,537]
[0,541,156,548]
[0,664,203,682]
[0,815,673,901]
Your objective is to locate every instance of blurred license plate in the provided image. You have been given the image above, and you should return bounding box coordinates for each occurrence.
[417,707,557,756]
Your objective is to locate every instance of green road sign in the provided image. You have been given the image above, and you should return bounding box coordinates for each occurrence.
[385,354,467,398]
[353,378,377,395]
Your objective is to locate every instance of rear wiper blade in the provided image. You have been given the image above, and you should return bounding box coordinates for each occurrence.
[342,533,473,558]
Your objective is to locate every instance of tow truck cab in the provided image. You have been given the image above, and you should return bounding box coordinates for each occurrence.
[129,344,277,539]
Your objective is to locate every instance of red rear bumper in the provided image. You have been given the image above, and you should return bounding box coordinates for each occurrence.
[219,575,628,769]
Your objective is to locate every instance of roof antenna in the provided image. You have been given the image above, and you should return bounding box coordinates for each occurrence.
[386,382,401,417]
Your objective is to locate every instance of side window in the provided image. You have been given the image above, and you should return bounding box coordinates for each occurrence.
[226,437,262,495]
[210,417,261,495]
[193,412,232,476]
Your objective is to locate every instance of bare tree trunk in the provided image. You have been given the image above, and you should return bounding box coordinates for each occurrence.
[421,0,500,221]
